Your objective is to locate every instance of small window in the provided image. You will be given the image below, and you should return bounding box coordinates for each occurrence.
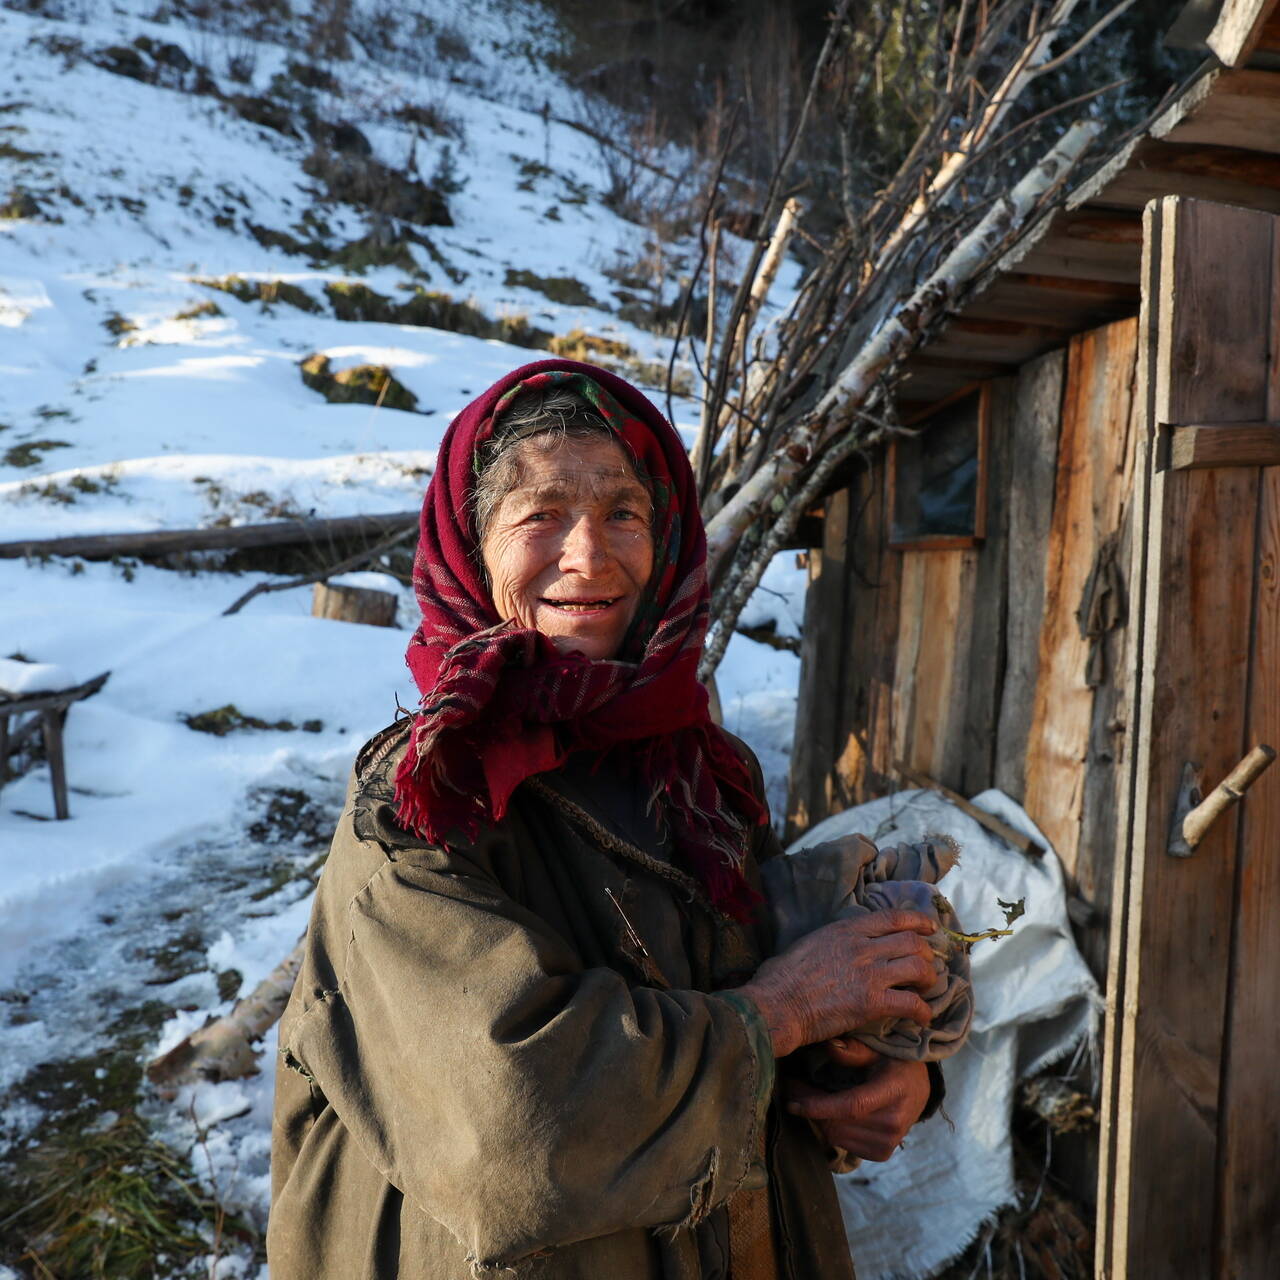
[889,384,988,549]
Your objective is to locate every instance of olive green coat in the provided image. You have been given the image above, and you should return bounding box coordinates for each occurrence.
[268,721,856,1279]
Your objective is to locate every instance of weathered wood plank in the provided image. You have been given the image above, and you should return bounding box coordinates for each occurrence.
[1161,71,1280,156]
[831,456,900,807]
[892,548,975,787]
[785,489,850,839]
[890,549,926,774]
[1096,199,1165,1279]
[1213,226,1280,1279]
[1169,421,1280,468]
[1090,140,1280,216]
[1260,9,1280,53]
[1109,197,1272,1279]
[995,350,1065,799]
[921,549,978,787]
[1206,0,1280,66]
[957,377,1014,796]
[1023,318,1138,878]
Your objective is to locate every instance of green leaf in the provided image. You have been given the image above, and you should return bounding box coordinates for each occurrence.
[997,896,1026,927]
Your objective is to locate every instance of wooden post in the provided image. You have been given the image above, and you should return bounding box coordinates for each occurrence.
[41,708,69,820]
[312,581,398,627]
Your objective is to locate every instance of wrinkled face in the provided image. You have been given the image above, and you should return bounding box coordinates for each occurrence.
[480,434,655,661]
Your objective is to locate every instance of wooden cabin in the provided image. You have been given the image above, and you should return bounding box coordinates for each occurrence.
[784,2,1280,1275]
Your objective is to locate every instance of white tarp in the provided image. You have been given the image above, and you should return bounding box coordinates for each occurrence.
[789,787,1101,1280]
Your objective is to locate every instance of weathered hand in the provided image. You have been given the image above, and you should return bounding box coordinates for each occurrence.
[735,910,937,1058]
[786,1052,932,1162]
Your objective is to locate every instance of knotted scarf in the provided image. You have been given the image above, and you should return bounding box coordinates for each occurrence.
[393,358,765,920]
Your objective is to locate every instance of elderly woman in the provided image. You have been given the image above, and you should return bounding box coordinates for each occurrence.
[268,360,942,1278]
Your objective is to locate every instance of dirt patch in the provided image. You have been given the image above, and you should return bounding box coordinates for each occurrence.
[299,354,420,412]
[181,704,323,736]
[504,267,601,308]
[191,275,322,314]
[103,311,138,338]
[226,92,298,137]
[326,230,421,275]
[245,785,332,849]
[174,299,223,321]
[303,149,451,227]
[3,439,71,469]
[246,221,328,258]
[323,281,554,351]
[0,188,41,219]
[548,327,635,360]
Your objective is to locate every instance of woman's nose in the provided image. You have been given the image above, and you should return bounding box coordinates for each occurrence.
[559,515,609,573]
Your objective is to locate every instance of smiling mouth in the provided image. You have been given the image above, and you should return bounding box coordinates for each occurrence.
[540,597,620,613]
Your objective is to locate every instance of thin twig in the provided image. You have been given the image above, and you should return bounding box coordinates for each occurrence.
[221,523,417,616]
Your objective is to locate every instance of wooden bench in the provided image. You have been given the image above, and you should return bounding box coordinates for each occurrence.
[0,671,110,819]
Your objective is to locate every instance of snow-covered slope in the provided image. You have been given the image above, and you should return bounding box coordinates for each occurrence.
[0,2,804,1269]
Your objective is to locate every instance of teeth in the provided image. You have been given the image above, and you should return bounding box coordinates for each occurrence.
[545,599,614,611]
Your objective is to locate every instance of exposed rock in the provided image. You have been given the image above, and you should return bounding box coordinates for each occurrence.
[323,281,400,323]
[300,354,419,413]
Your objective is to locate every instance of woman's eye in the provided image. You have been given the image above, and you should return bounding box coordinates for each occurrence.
[610,508,644,522]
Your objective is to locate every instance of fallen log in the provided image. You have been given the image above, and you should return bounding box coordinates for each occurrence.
[0,511,420,562]
[147,935,306,1093]
[313,580,398,626]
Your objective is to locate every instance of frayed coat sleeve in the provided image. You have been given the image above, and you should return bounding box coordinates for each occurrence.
[280,802,770,1271]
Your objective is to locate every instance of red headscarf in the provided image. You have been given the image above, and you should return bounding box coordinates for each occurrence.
[394,358,765,920]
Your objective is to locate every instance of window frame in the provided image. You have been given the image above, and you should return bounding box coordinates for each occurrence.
[886,380,990,551]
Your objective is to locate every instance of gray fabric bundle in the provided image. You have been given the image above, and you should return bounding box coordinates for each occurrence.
[761,832,975,1062]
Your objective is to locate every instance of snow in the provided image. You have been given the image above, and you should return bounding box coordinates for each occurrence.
[0,656,78,694]
[0,0,807,1270]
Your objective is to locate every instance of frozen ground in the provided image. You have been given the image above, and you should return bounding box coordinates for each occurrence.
[0,1,805,1272]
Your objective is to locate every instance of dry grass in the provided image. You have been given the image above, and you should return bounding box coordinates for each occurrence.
[0,1112,232,1279]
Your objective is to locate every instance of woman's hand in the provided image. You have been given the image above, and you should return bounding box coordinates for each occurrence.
[786,1041,932,1161]
[734,910,938,1058]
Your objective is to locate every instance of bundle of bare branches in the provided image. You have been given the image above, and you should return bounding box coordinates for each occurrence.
[681,0,1172,679]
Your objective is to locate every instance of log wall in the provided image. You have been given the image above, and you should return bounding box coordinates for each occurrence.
[787,315,1141,983]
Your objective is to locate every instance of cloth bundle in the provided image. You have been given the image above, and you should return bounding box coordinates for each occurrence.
[761,832,975,1065]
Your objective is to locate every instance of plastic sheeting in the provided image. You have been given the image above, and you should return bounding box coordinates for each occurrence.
[789,787,1102,1280]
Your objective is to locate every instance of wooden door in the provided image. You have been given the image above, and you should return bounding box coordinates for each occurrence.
[1098,196,1280,1278]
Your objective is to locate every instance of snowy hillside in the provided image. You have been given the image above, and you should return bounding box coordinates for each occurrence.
[0,2,804,1272]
